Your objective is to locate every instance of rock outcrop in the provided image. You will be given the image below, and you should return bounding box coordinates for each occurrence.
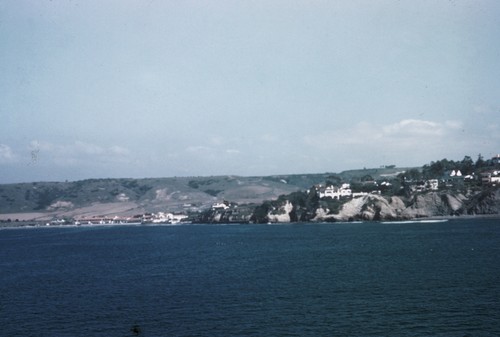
[267,189,499,223]
[464,188,500,215]
[267,201,294,223]
[327,194,404,221]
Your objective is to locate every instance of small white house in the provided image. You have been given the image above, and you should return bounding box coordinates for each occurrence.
[319,184,352,199]
[427,179,439,190]
[482,171,500,185]
[212,202,230,210]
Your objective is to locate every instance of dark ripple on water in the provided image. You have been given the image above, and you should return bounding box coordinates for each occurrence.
[0,220,499,336]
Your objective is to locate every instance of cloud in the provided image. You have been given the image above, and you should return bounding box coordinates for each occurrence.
[185,145,241,158]
[0,144,17,163]
[382,119,445,137]
[186,145,211,153]
[473,104,498,116]
[109,145,130,156]
[305,119,463,148]
[302,118,483,168]
[74,141,105,155]
[27,140,132,166]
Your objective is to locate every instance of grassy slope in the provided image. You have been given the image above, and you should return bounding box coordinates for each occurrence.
[0,167,413,217]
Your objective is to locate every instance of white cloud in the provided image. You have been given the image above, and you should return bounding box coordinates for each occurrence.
[186,145,211,153]
[109,145,130,156]
[473,104,496,115]
[186,145,241,157]
[382,119,444,137]
[445,120,463,130]
[209,136,225,146]
[0,144,17,163]
[302,118,485,168]
[305,119,464,149]
[74,141,105,155]
[260,134,279,143]
[27,140,132,166]
[303,122,378,147]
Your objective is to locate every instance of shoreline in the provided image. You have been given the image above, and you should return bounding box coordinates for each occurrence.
[1,213,499,230]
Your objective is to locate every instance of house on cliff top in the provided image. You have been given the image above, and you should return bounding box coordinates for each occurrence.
[318,183,352,199]
[318,183,372,199]
[481,170,500,185]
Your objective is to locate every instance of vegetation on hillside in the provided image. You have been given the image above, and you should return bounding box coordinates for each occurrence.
[243,155,500,224]
[1,154,498,223]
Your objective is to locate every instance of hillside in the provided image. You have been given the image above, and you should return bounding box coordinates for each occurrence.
[0,167,409,222]
[198,157,500,223]
[2,160,499,223]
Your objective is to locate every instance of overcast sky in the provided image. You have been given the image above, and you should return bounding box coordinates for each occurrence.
[1,0,499,183]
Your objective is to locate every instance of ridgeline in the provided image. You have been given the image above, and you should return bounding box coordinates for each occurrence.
[1,156,499,224]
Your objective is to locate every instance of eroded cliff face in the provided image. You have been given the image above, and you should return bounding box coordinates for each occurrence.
[328,195,406,221]
[464,188,500,215]
[269,189,500,222]
[267,201,294,223]
[400,192,466,219]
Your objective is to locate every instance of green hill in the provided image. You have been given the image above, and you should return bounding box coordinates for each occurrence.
[0,167,414,220]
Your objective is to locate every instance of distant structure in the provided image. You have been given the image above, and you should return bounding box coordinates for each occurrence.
[212,201,230,210]
[481,170,500,185]
[318,183,372,199]
[427,179,439,190]
[319,183,352,199]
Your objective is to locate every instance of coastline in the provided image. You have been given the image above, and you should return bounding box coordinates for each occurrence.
[1,212,499,230]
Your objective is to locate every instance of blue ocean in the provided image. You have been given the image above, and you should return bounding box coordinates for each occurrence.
[1,219,499,336]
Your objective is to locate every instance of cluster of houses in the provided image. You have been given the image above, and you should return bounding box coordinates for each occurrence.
[482,154,500,185]
[73,201,240,226]
[75,212,189,225]
[316,155,500,200]
[482,171,500,185]
[445,168,500,187]
[317,183,374,199]
[412,179,439,193]
[141,212,189,224]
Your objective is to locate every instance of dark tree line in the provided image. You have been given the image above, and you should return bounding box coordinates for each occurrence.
[422,154,493,179]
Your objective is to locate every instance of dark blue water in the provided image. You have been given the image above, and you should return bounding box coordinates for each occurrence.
[1,219,499,336]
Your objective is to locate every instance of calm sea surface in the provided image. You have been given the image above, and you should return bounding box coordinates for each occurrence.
[1,219,499,337]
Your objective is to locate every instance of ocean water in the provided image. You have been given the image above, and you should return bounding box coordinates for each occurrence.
[1,219,499,337]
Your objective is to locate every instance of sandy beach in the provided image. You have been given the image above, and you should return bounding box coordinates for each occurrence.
[0,201,144,223]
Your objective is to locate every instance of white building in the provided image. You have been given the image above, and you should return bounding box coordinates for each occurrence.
[427,179,439,190]
[212,202,230,210]
[319,183,352,199]
[482,171,500,185]
[151,212,189,224]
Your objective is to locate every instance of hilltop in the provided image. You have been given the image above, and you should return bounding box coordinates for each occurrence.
[1,155,499,224]
[0,166,406,222]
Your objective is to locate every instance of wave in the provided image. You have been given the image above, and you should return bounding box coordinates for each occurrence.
[380,219,449,224]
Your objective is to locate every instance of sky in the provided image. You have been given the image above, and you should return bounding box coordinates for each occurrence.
[1,0,499,183]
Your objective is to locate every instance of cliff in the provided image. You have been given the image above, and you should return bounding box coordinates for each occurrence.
[0,167,408,221]
[253,188,500,223]
[2,164,499,224]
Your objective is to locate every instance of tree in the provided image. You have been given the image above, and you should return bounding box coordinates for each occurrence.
[404,168,422,181]
[423,161,443,179]
[326,175,342,186]
[460,156,474,175]
[361,174,374,182]
[423,158,459,178]
[251,202,272,223]
[475,154,485,169]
